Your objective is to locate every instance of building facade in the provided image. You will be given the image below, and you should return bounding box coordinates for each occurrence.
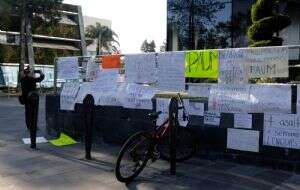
[167,0,300,61]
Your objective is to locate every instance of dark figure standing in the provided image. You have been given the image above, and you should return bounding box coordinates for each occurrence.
[19,65,45,149]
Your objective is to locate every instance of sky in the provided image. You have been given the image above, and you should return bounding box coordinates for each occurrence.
[64,0,167,54]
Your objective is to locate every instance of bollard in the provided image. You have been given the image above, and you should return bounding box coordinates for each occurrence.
[169,97,178,175]
[83,94,95,160]
[27,92,39,149]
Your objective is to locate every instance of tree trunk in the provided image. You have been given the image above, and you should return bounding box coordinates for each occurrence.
[18,0,27,89]
[26,5,35,74]
[97,33,102,55]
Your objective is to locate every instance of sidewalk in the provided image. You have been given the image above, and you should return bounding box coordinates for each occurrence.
[1,97,300,190]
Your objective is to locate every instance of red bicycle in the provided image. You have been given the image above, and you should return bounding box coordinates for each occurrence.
[115,94,197,183]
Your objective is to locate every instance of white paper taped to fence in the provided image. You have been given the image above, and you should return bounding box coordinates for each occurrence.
[245,46,289,78]
[234,114,252,129]
[227,128,259,152]
[263,113,300,149]
[188,83,215,98]
[189,101,204,116]
[85,58,99,81]
[208,84,291,113]
[57,57,79,80]
[218,49,248,84]
[98,83,125,106]
[122,83,157,110]
[156,98,189,127]
[60,82,80,110]
[124,53,156,84]
[208,85,250,113]
[204,111,221,126]
[157,52,185,92]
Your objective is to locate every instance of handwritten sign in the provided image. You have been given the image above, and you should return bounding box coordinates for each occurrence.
[60,82,80,111]
[245,46,289,78]
[204,111,220,126]
[102,54,121,69]
[122,83,157,110]
[157,52,185,92]
[188,83,215,98]
[227,128,259,152]
[156,98,189,127]
[218,49,248,84]
[185,50,219,78]
[263,113,300,149]
[189,101,204,116]
[209,84,291,113]
[124,53,156,84]
[57,57,79,80]
[234,114,252,129]
[85,58,99,81]
[209,85,250,113]
[297,85,300,113]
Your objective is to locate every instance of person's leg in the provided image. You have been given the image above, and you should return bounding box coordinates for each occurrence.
[28,92,39,149]
[25,102,30,130]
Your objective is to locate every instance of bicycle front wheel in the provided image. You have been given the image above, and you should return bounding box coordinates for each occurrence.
[115,131,152,183]
[158,127,197,162]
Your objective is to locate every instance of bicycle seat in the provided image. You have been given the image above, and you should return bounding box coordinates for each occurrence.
[148,111,162,120]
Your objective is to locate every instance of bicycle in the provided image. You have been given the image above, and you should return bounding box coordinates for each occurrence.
[115,93,197,183]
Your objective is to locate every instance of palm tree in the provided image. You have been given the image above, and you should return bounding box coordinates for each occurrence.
[85,22,119,55]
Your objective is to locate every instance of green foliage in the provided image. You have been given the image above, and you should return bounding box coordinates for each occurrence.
[85,22,119,55]
[247,0,291,47]
[140,40,156,52]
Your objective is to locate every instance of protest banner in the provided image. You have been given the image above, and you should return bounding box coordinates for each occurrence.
[57,57,79,80]
[60,82,80,111]
[227,128,259,152]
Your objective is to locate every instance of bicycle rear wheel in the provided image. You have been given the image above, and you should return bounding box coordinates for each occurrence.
[115,131,152,183]
[158,127,197,162]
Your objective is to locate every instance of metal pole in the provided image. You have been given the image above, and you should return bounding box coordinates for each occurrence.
[169,97,178,175]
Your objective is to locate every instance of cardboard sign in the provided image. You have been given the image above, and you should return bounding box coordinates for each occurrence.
[227,128,259,152]
[263,113,300,149]
[185,50,219,78]
[101,55,121,69]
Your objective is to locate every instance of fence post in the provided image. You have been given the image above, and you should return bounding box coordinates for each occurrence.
[169,97,178,175]
[83,94,94,160]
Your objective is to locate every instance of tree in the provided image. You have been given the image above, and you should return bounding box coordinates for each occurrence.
[159,40,166,52]
[140,40,156,52]
[85,22,119,55]
[247,0,291,47]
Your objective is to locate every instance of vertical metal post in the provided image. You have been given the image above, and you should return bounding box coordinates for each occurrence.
[169,97,178,175]
[77,6,87,56]
[83,94,94,160]
[54,58,58,94]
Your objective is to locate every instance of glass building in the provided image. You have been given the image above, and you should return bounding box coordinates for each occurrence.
[167,0,300,58]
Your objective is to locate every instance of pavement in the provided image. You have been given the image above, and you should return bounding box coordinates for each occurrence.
[1,97,300,190]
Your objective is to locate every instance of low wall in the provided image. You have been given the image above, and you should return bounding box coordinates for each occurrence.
[46,94,300,172]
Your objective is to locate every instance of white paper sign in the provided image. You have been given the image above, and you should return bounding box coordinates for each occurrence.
[227,128,259,152]
[246,46,289,78]
[60,82,80,110]
[188,83,215,98]
[122,83,157,110]
[189,101,204,116]
[22,137,48,144]
[263,113,300,149]
[0,34,7,43]
[208,84,250,113]
[219,49,248,84]
[204,111,221,126]
[156,98,189,127]
[85,58,99,81]
[209,84,291,113]
[124,53,156,84]
[157,52,185,92]
[57,57,79,80]
[234,114,252,129]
